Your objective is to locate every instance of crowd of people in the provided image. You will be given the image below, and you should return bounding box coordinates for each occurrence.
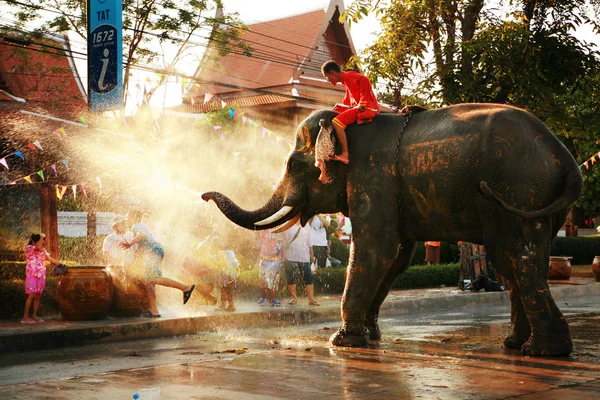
[22,211,349,323]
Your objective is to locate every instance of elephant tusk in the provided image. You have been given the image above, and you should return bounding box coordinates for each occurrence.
[254,206,293,226]
[271,213,301,233]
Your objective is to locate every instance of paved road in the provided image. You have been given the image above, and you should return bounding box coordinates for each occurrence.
[0,295,599,399]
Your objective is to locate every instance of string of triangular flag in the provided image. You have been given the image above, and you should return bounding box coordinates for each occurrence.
[578,150,600,171]
[184,82,294,150]
[2,154,102,201]
[0,142,43,171]
[6,157,69,185]
[6,177,101,201]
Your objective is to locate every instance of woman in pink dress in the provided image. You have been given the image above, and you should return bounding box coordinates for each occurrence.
[22,233,61,324]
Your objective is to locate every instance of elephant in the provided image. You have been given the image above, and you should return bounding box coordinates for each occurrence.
[202,103,583,356]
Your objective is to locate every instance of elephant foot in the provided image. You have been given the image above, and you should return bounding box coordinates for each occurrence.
[503,334,527,350]
[521,335,572,356]
[330,328,369,347]
[365,324,381,341]
[520,318,572,356]
[503,327,530,350]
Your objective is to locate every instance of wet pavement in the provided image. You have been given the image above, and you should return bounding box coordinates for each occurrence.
[0,295,598,399]
[0,279,599,399]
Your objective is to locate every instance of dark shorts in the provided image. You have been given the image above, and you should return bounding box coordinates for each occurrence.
[313,246,328,269]
[284,261,313,285]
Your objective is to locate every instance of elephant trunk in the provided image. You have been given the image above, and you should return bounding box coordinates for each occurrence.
[202,184,292,230]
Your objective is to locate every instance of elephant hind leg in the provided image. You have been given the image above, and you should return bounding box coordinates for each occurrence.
[497,221,571,356]
[485,250,531,349]
[503,279,531,349]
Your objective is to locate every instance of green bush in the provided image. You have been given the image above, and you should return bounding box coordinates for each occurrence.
[393,263,460,289]
[329,236,349,266]
[59,236,106,264]
[0,261,26,281]
[0,277,59,319]
[551,236,600,265]
[410,242,460,265]
[236,263,460,297]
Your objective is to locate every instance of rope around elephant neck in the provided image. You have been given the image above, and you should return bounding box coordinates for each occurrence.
[395,110,413,238]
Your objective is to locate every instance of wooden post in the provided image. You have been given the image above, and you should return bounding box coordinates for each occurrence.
[458,242,488,290]
[40,184,59,259]
[87,211,97,240]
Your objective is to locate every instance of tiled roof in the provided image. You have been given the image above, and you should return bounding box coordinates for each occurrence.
[189,9,327,97]
[0,36,88,183]
[0,37,87,121]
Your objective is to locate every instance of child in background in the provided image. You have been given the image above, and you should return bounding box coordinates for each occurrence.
[187,235,239,312]
[22,233,61,324]
[258,231,283,306]
[216,248,240,312]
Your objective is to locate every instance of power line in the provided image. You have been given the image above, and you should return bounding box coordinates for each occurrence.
[4,0,341,71]
[0,27,262,90]
[0,32,327,105]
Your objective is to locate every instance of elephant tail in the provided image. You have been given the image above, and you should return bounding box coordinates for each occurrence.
[479,167,583,219]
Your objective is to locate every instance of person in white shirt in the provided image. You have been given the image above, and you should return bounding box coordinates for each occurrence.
[102,215,135,266]
[283,220,319,306]
[310,214,330,270]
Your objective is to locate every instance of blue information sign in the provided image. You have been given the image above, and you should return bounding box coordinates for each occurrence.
[87,0,123,111]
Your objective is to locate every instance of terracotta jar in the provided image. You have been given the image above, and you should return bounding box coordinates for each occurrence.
[109,266,149,317]
[592,256,600,282]
[548,256,572,280]
[57,266,113,321]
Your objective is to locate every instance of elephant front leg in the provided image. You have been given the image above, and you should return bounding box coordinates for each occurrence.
[364,240,416,341]
[330,238,398,347]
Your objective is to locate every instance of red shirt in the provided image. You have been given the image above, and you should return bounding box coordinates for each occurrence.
[340,71,379,112]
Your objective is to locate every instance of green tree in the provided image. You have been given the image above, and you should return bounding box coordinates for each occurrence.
[7,0,251,110]
[345,0,600,217]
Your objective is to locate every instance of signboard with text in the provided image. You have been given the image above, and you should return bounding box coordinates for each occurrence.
[87,0,123,111]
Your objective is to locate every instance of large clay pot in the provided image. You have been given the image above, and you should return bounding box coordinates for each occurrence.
[592,256,600,282]
[109,266,149,317]
[548,256,572,280]
[57,266,113,321]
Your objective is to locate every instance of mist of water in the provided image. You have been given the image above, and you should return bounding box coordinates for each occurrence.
[63,105,296,315]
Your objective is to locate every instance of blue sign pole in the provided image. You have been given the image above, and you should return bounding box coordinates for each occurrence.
[87,0,123,112]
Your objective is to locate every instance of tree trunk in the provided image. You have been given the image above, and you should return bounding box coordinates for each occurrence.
[459,0,484,101]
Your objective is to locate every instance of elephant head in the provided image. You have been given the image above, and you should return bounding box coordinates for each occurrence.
[201,110,347,231]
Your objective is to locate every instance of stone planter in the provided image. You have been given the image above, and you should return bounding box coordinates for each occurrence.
[592,256,600,282]
[548,256,572,280]
[57,266,113,321]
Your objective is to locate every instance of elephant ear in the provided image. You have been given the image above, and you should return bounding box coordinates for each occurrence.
[315,119,337,162]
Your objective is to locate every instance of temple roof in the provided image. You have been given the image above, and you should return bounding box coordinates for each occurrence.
[183,0,356,110]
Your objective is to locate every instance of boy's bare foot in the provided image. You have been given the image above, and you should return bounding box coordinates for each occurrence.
[21,318,35,324]
[32,316,45,322]
[318,173,332,184]
[330,154,349,164]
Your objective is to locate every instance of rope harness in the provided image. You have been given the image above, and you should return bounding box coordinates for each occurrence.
[394,110,413,238]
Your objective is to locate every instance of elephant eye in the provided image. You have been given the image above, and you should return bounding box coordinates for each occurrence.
[287,158,304,174]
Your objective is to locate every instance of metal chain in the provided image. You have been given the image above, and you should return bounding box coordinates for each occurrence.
[395,110,413,237]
